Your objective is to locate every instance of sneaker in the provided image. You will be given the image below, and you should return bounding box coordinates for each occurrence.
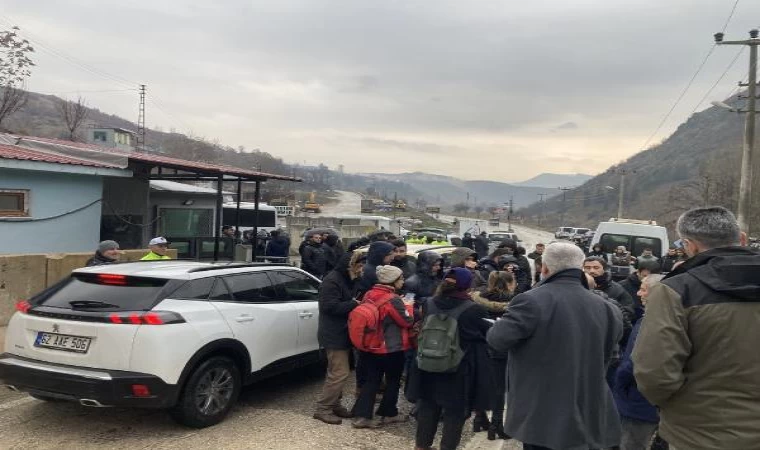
[380,415,409,425]
[313,412,342,425]
[333,406,354,418]
[351,417,381,429]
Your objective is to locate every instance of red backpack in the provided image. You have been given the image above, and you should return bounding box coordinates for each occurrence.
[348,289,394,353]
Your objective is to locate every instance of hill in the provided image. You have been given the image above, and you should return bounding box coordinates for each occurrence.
[359,172,558,209]
[518,93,755,234]
[514,173,593,188]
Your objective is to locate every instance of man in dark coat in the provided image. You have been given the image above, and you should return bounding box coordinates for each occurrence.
[313,252,365,425]
[527,243,545,284]
[619,259,661,323]
[403,250,443,308]
[583,256,635,324]
[487,242,623,450]
[474,231,490,259]
[357,241,395,294]
[659,246,680,273]
[461,232,474,250]
[265,230,290,258]
[301,233,328,279]
[390,239,416,279]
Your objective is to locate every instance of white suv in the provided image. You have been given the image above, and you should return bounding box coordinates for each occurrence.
[0,261,322,428]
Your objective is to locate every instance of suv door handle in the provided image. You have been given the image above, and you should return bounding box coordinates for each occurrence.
[298,312,314,318]
[235,314,255,323]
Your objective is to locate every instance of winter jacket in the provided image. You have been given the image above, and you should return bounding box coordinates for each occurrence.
[265,235,290,257]
[391,256,417,279]
[471,289,513,319]
[301,241,328,278]
[406,293,494,416]
[595,272,635,327]
[357,241,395,294]
[527,251,543,282]
[85,251,117,267]
[461,236,474,250]
[619,273,644,323]
[450,247,478,268]
[140,251,170,261]
[487,269,623,450]
[660,255,680,273]
[404,251,443,308]
[633,246,760,450]
[474,258,499,290]
[591,288,632,352]
[362,284,413,353]
[317,254,359,349]
[614,320,659,424]
[634,254,660,269]
[513,255,533,293]
[474,235,490,257]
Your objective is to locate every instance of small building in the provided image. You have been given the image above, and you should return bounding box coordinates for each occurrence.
[0,133,301,258]
[87,127,136,151]
[0,138,131,254]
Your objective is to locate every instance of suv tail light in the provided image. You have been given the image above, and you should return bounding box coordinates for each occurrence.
[107,311,185,325]
[15,300,31,314]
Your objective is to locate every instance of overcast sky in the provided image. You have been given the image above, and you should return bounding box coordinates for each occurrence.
[4,0,759,182]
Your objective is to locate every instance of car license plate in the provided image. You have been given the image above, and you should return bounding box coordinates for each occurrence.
[34,332,92,354]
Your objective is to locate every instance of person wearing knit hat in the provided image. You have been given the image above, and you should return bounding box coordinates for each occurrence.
[351,264,413,429]
[85,240,121,267]
[407,267,494,450]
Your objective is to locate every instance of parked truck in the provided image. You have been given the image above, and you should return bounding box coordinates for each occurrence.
[361,199,375,213]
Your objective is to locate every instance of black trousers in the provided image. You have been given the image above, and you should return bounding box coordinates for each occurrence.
[415,398,468,450]
[490,357,507,426]
[352,351,405,419]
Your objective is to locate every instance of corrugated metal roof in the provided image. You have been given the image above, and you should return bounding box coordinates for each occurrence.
[10,135,301,182]
[0,143,119,168]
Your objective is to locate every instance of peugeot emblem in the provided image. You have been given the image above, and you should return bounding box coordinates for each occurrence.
[52,324,60,333]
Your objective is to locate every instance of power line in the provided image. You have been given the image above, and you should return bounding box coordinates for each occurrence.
[42,88,137,95]
[690,46,746,114]
[0,14,138,89]
[638,0,743,151]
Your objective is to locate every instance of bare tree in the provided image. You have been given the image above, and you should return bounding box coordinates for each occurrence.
[0,26,35,129]
[59,96,89,140]
[474,205,484,218]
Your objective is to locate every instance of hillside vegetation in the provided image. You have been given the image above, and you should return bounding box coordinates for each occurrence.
[518,94,757,234]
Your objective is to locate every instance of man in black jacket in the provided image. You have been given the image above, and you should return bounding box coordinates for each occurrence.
[474,231,490,259]
[313,252,366,425]
[301,234,328,279]
[619,259,661,323]
[583,256,634,323]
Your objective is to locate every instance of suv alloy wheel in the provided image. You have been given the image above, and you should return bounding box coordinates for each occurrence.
[170,356,241,428]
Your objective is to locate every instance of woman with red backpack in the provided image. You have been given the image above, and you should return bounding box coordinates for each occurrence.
[349,265,414,429]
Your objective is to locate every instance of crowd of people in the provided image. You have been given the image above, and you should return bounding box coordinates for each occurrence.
[312,206,760,450]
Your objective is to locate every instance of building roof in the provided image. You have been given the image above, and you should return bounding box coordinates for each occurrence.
[0,134,302,182]
[150,180,233,195]
[0,142,120,168]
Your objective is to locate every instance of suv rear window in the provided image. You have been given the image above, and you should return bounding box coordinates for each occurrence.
[37,273,169,311]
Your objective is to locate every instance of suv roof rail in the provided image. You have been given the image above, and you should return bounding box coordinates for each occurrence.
[188,262,292,273]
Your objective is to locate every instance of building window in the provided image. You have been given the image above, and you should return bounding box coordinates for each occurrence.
[0,189,30,217]
[93,131,108,142]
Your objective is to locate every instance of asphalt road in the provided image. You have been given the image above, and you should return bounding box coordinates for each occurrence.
[313,190,363,217]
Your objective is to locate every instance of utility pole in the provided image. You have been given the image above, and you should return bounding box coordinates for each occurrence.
[715,29,759,232]
[537,193,547,226]
[508,195,514,231]
[137,84,146,151]
[558,187,572,227]
[614,169,635,219]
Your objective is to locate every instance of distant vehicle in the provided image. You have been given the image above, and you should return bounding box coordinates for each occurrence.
[360,199,375,213]
[488,231,521,245]
[222,203,278,233]
[394,200,407,211]
[414,227,448,241]
[555,226,575,239]
[591,218,670,259]
[0,261,323,428]
[572,228,591,239]
[302,191,321,213]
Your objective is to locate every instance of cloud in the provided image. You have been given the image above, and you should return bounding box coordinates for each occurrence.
[7,0,760,180]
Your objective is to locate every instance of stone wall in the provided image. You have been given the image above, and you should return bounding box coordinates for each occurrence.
[0,249,178,326]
